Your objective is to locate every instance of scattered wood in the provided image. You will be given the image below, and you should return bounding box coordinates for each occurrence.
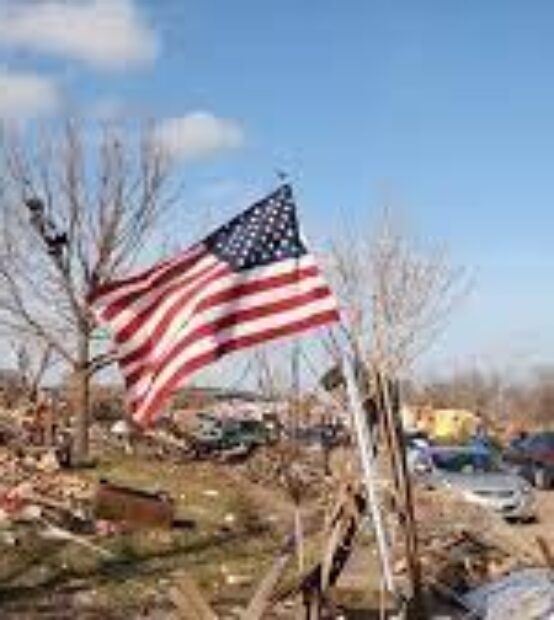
[170,571,218,620]
[536,536,554,571]
[272,485,367,618]
[93,479,174,528]
[242,544,293,620]
[38,517,113,558]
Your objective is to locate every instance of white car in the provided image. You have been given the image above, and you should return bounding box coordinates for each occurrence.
[412,445,536,522]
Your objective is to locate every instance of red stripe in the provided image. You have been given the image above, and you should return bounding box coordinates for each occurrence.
[117,264,321,366]
[114,263,229,344]
[193,265,321,312]
[101,248,209,321]
[116,264,229,368]
[89,247,199,303]
[135,308,340,426]
[116,267,319,356]
[89,258,174,304]
[124,283,333,388]
[124,284,334,389]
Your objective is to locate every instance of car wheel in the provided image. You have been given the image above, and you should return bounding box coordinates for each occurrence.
[534,466,548,489]
[523,514,538,525]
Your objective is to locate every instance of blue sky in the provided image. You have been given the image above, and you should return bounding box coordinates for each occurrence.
[2,0,554,377]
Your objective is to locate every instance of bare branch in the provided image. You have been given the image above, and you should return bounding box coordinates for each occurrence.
[327,208,470,378]
[0,117,178,461]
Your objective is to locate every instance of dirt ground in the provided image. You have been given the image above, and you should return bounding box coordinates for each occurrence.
[0,443,552,619]
[523,490,554,547]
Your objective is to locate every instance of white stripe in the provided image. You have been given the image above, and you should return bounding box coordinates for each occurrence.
[93,244,206,313]
[120,267,332,379]
[115,254,318,359]
[101,253,218,328]
[129,295,337,414]
[119,255,323,372]
[126,290,336,405]
[132,296,337,422]
[108,256,222,341]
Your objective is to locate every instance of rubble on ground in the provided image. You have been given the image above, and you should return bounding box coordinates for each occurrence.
[0,446,92,525]
[389,484,553,616]
[463,567,554,620]
[238,444,330,500]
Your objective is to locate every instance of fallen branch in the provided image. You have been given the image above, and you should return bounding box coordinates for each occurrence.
[38,517,112,559]
[242,542,294,620]
[169,570,217,620]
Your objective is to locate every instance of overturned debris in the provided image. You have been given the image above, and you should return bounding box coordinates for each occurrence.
[0,446,92,526]
[93,479,175,528]
[387,484,554,617]
[463,568,554,620]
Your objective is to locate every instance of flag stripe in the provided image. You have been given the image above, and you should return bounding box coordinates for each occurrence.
[124,292,331,400]
[135,308,339,426]
[114,254,318,362]
[112,253,316,341]
[123,280,333,394]
[118,264,329,382]
[118,259,323,370]
[126,294,337,407]
[114,261,228,345]
[89,184,340,426]
[100,250,216,323]
[90,244,206,306]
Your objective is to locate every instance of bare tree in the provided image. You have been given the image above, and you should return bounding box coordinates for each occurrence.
[327,210,470,381]
[9,337,56,405]
[412,363,554,435]
[0,119,175,463]
[325,209,470,613]
[414,368,502,415]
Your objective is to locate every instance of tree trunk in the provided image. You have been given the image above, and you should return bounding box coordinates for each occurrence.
[72,331,90,466]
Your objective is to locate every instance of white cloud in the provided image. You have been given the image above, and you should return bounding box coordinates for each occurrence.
[155,112,245,161]
[0,0,157,71]
[0,68,59,119]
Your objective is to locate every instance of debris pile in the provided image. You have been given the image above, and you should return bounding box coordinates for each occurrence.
[463,567,554,620]
[392,484,553,615]
[413,484,542,564]
[0,447,92,525]
[239,444,329,500]
[94,479,175,528]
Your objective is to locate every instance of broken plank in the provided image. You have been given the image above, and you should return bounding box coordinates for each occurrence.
[170,571,217,620]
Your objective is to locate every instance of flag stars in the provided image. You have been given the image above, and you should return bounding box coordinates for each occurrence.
[204,186,306,271]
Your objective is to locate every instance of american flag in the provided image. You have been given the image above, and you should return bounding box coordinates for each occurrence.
[89,185,340,427]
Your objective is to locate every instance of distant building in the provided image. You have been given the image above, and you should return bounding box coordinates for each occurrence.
[402,404,479,442]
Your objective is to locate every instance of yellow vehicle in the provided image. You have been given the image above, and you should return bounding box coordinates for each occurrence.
[431,409,479,443]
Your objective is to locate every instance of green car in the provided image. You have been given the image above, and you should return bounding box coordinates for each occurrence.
[191,416,269,458]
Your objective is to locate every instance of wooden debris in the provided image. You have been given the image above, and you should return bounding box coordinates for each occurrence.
[273,485,368,618]
[93,479,174,528]
[396,484,552,608]
[169,571,218,620]
[242,545,293,620]
[38,517,113,558]
[536,536,554,571]
[0,445,92,526]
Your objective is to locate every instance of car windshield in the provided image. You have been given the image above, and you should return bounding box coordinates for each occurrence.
[431,449,500,474]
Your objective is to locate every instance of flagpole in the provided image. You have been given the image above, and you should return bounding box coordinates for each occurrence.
[340,342,396,596]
